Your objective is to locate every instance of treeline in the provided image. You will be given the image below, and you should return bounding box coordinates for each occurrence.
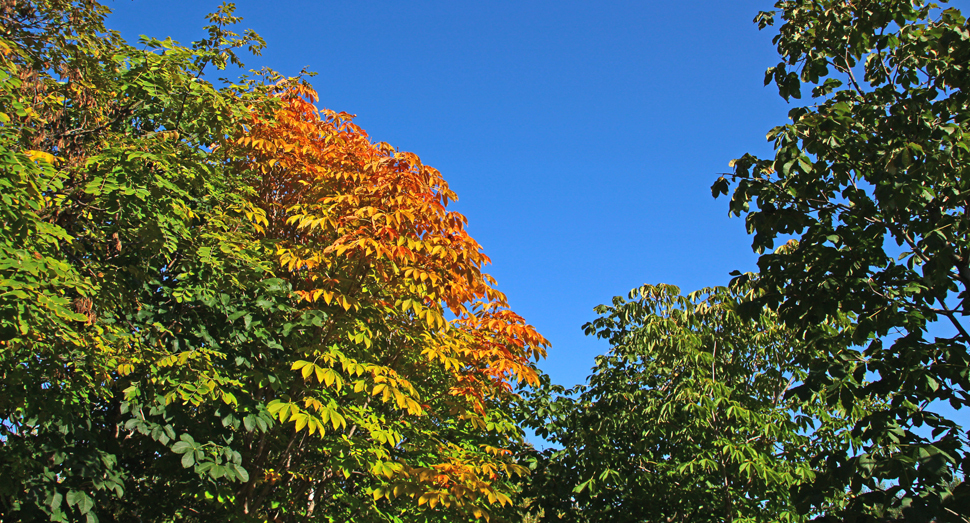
[0,1,968,522]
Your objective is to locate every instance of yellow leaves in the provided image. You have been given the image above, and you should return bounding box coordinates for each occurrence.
[392,296,446,331]
[370,461,402,479]
[25,150,57,165]
[293,412,309,433]
[466,414,489,431]
[504,462,529,478]
[278,249,321,273]
[315,289,333,305]
[318,404,347,432]
[298,289,325,303]
[417,492,445,509]
[303,397,324,411]
[354,205,381,219]
[291,359,344,391]
[340,358,369,378]
[347,327,373,348]
[381,387,409,409]
[295,287,360,311]
[402,267,440,285]
[234,204,268,233]
[402,396,424,415]
[266,399,346,436]
[480,445,512,457]
[287,213,338,235]
[319,367,341,388]
[421,344,464,373]
[372,455,519,520]
[372,383,391,402]
[294,288,357,312]
[370,375,424,415]
[398,297,418,315]
[422,307,446,330]
[484,490,513,507]
[335,294,356,311]
[155,350,204,368]
[221,391,237,405]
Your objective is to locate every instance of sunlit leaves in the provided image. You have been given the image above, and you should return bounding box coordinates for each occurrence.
[214,46,547,523]
[519,283,860,522]
[0,1,548,521]
[235,78,548,511]
[716,1,970,519]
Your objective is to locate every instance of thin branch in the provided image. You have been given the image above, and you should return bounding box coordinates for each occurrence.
[933,293,970,348]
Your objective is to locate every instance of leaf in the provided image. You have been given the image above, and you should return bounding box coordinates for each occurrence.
[232,464,250,483]
[77,493,94,515]
[293,413,308,432]
[171,441,193,454]
[25,150,56,164]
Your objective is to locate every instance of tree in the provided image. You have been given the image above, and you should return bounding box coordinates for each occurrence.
[518,283,859,523]
[0,1,547,521]
[713,1,970,520]
[0,1,276,520]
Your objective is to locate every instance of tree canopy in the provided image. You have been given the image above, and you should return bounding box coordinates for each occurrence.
[714,0,970,520]
[518,283,866,523]
[516,1,970,522]
[0,1,546,521]
[3,0,970,522]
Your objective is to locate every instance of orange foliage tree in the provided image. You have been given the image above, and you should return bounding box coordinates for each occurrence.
[229,80,549,520]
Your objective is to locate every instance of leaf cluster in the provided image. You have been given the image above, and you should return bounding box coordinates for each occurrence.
[714,1,970,520]
[518,283,865,523]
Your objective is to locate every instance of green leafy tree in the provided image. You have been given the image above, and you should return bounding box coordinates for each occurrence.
[0,1,280,520]
[518,284,860,523]
[713,1,970,520]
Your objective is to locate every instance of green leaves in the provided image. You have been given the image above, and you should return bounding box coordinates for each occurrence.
[64,491,94,517]
[520,283,849,522]
[0,1,287,520]
[716,0,970,519]
[170,434,197,456]
[169,434,250,482]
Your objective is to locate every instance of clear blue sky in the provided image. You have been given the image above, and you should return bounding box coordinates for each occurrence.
[104,0,968,439]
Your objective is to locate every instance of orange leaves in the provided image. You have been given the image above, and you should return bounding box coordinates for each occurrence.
[238,79,547,373]
[232,81,548,513]
[453,307,549,388]
[245,91,472,287]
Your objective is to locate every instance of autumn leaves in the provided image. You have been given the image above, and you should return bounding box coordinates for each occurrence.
[234,80,548,516]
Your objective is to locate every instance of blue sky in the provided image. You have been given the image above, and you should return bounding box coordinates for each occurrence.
[108,0,788,388]
[105,0,969,441]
